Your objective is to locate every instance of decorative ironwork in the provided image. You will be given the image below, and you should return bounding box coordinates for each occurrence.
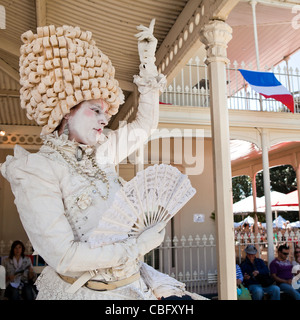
[0,133,43,146]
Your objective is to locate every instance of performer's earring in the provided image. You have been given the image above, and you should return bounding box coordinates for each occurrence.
[63,122,69,136]
[75,146,83,161]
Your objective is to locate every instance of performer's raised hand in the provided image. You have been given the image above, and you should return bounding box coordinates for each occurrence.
[135,18,158,78]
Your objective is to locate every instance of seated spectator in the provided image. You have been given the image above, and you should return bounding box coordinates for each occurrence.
[292,246,300,288]
[292,246,300,267]
[243,223,251,236]
[2,240,36,300]
[270,244,300,300]
[240,245,280,300]
[236,264,243,286]
[236,264,244,298]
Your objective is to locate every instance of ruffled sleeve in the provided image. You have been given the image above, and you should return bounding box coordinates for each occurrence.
[140,262,186,298]
[1,146,139,275]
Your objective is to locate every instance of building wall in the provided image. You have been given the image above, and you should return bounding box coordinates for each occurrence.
[0,149,28,242]
[2,133,300,248]
[0,138,217,252]
[173,138,216,239]
[137,137,217,240]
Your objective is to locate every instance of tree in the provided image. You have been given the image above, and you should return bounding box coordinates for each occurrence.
[232,175,252,203]
[232,165,298,222]
[232,165,297,202]
[255,164,297,197]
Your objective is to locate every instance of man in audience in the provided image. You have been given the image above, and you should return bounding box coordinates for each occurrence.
[270,244,300,300]
[241,245,280,300]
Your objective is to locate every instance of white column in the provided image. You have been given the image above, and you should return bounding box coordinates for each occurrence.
[200,20,236,300]
[252,170,257,212]
[260,128,274,264]
[295,162,300,221]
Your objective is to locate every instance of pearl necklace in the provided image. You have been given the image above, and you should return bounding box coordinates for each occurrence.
[45,140,110,200]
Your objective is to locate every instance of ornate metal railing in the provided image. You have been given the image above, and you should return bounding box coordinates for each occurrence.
[160,57,300,114]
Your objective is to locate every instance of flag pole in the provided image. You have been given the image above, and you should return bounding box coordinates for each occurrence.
[250,0,260,71]
[250,0,263,112]
[250,1,274,264]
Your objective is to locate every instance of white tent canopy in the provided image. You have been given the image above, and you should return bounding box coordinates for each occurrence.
[234,215,300,229]
[272,215,287,228]
[287,221,300,228]
[272,206,299,212]
[256,191,289,213]
[233,196,264,214]
[233,191,297,214]
[258,191,287,208]
[258,191,299,212]
[234,215,254,228]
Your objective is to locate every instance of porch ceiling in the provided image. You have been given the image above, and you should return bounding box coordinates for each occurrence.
[226,1,300,69]
[0,0,191,130]
[231,140,300,169]
[0,0,299,133]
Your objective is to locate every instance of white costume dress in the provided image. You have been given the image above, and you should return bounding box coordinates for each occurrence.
[1,83,203,300]
[2,20,208,300]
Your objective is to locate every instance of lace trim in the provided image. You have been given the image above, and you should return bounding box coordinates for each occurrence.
[42,132,93,151]
[35,266,157,300]
[133,73,166,94]
[140,263,208,300]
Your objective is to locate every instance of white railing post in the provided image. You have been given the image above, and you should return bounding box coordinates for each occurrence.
[161,54,299,113]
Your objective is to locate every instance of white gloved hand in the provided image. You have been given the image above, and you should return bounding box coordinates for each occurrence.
[136,221,166,257]
[135,18,158,78]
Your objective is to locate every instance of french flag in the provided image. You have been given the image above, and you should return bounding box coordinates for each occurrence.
[239,69,294,113]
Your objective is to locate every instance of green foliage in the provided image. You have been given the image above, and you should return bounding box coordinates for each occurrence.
[232,175,252,203]
[232,165,298,223]
[234,212,266,223]
[232,165,297,203]
[256,165,297,197]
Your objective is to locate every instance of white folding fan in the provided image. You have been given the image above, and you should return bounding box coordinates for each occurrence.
[88,164,196,247]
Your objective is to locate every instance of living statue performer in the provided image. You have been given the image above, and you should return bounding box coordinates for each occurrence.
[1,20,206,300]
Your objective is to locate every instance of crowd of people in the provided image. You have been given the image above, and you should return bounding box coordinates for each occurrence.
[235,221,300,239]
[2,239,300,300]
[236,244,300,300]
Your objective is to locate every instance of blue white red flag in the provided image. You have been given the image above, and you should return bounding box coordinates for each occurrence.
[239,69,294,113]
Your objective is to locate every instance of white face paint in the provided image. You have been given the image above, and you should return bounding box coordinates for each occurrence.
[67,99,111,146]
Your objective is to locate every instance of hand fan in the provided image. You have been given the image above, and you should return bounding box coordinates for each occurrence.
[88,164,196,247]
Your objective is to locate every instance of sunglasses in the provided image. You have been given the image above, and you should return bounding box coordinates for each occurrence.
[295,251,300,254]
[281,252,289,256]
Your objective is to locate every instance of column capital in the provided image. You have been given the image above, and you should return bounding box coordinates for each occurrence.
[200,20,232,64]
